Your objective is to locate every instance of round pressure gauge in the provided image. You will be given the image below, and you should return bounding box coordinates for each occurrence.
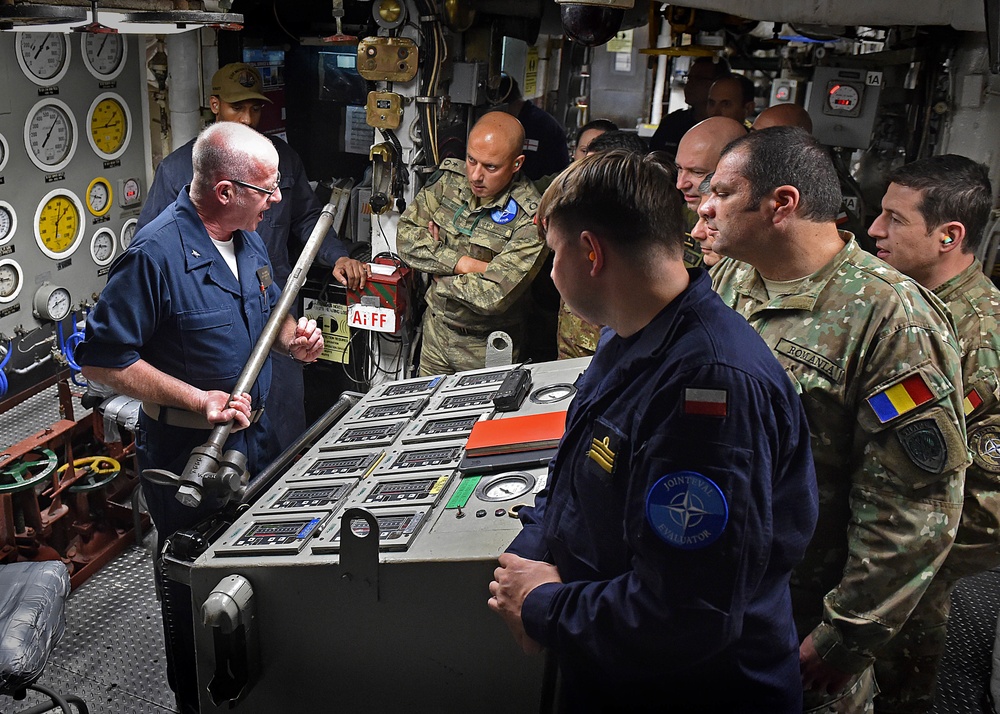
[530,383,577,404]
[87,93,131,160]
[34,189,84,259]
[16,32,70,86]
[90,228,116,266]
[81,32,126,80]
[0,201,17,246]
[0,132,8,174]
[24,99,78,172]
[119,217,137,251]
[0,259,24,304]
[33,284,72,321]
[827,83,861,113]
[475,471,536,502]
[85,177,112,217]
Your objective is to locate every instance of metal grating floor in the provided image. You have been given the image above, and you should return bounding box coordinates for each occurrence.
[1,383,90,451]
[6,538,1000,714]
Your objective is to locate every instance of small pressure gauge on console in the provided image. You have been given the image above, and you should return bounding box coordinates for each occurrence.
[0,132,9,174]
[90,228,116,266]
[0,201,17,246]
[0,260,24,304]
[86,177,112,217]
[33,284,72,321]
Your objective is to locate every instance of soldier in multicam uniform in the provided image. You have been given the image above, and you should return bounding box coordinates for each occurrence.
[397,112,546,375]
[703,127,969,713]
[867,154,999,714]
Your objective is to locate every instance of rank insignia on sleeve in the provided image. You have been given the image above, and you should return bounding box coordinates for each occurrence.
[646,471,729,550]
[490,197,518,225]
[964,387,984,416]
[867,373,934,423]
[896,419,947,473]
[684,387,728,417]
[587,420,621,475]
[970,426,1000,473]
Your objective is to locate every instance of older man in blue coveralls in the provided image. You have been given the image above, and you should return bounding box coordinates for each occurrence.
[488,150,819,712]
[79,122,324,713]
[138,62,367,451]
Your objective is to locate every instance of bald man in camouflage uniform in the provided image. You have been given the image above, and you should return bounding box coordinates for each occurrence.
[868,155,999,713]
[398,112,545,375]
[703,127,968,713]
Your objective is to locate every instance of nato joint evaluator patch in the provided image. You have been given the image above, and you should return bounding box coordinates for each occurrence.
[646,471,728,550]
[491,197,518,225]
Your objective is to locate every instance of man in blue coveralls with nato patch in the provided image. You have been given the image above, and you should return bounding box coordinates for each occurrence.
[488,150,819,712]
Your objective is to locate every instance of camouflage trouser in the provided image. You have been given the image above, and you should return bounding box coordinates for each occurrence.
[556,300,600,360]
[803,667,877,713]
[418,312,523,376]
[872,576,953,714]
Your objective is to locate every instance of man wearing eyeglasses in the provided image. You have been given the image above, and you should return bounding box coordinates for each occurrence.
[138,62,366,451]
[79,122,324,713]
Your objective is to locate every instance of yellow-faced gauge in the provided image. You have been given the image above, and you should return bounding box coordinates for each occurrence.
[81,32,126,80]
[24,98,78,173]
[16,32,70,87]
[87,93,131,160]
[90,227,117,267]
[0,201,17,246]
[0,132,8,174]
[34,189,84,260]
[86,177,113,217]
[0,259,24,304]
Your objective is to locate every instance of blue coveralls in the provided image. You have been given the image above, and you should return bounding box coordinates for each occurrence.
[78,189,282,713]
[138,135,349,450]
[508,269,818,712]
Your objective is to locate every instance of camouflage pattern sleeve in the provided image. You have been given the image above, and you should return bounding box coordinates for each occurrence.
[396,169,463,275]
[938,264,1000,579]
[811,282,967,673]
[441,217,548,316]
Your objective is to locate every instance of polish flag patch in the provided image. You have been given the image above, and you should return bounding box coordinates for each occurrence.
[684,387,728,417]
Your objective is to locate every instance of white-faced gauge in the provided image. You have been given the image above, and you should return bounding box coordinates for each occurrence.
[119,218,137,251]
[475,471,536,502]
[0,201,17,246]
[0,259,24,304]
[827,83,861,113]
[33,284,72,321]
[90,228,116,266]
[81,32,126,80]
[86,177,112,217]
[0,132,9,174]
[24,99,78,173]
[16,32,70,86]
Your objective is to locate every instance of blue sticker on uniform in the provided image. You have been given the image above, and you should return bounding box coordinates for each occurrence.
[645,471,728,550]
[491,197,518,225]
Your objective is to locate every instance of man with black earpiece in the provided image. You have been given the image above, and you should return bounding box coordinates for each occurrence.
[868,154,999,714]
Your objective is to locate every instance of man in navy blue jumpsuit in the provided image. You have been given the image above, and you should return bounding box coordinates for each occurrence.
[79,122,324,713]
[138,62,367,451]
[489,149,819,712]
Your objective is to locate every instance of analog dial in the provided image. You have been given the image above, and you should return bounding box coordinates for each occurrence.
[87,93,131,159]
[86,177,112,217]
[90,228,116,266]
[81,32,126,80]
[828,83,861,112]
[120,218,137,251]
[34,189,84,259]
[0,201,17,246]
[24,99,78,172]
[0,132,8,173]
[17,33,70,86]
[0,260,24,304]
[33,284,72,321]
[475,472,536,502]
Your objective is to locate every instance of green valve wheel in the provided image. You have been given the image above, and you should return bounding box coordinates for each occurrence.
[0,449,58,493]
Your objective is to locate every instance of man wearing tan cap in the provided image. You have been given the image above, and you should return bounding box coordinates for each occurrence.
[139,62,367,451]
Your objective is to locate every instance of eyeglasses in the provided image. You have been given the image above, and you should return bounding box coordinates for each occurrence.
[229,171,281,197]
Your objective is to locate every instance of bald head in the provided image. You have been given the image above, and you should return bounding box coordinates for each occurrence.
[674,117,747,208]
[192,122,277,198]
[752,103,813,133]
[465,111,527,199]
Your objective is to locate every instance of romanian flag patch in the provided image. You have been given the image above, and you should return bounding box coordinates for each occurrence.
[964,388,984,416]
[684,388,728,417]
[867,374,934,424]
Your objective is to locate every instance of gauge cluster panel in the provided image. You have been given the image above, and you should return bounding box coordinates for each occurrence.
[0,31,145,399]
